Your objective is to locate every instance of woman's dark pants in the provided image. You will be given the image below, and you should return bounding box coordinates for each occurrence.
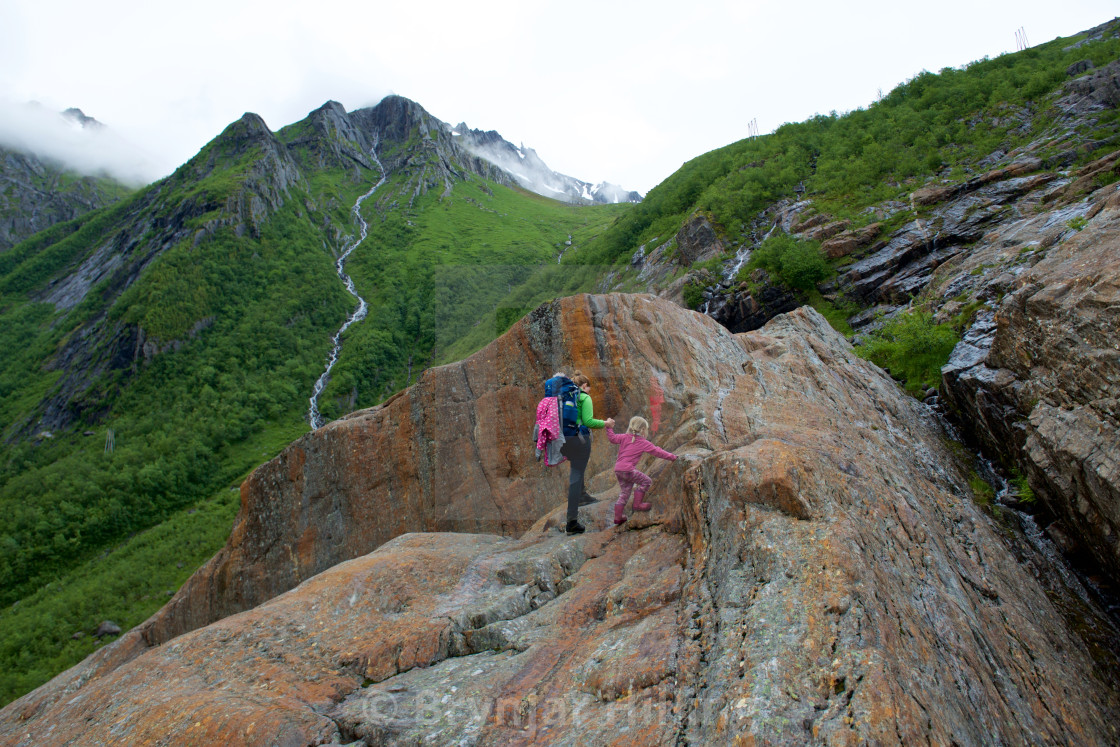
[560,433,591,523]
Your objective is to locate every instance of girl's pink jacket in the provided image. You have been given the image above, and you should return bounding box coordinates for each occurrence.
[605,426,677,472]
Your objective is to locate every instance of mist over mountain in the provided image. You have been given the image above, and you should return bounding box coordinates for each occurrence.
[0,101,161,186]
[0,106,135,252]
[452,122,642,204]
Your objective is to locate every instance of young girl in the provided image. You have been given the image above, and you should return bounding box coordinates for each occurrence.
[606,416,677,526]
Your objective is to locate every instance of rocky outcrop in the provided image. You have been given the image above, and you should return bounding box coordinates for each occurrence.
[709,270,801,333]
[674,213,725,266]
[820,221,881,259]
[939,180,1120,582]
[1057,58,1120,117]
[830,161,1061,308]
[4,295,1118,745]
[0,146,129,253]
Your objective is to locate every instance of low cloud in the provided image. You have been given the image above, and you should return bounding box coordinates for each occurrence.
[0,100,164,186]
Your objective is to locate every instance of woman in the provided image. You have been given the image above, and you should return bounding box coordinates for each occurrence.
[559,371,614,534]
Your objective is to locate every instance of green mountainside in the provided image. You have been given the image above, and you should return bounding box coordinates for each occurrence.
[2,19,1119,706]
[578,21,1119,270]
[0,97,618,702]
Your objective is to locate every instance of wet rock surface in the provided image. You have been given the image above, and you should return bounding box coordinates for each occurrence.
[3,296,1117,745]
[936,183,1120,585]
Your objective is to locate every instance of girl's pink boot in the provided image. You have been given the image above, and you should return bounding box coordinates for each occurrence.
[633,491,652,511]
[613,498,627,525]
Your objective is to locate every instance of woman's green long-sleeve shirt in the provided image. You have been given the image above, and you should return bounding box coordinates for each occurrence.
[577,392,605,429]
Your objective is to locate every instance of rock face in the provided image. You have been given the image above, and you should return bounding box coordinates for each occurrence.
[674,213,725,266]
[4,295,1117,745]
[0,145,128,253]
[939,181,1120,583]
[710,271,801,334]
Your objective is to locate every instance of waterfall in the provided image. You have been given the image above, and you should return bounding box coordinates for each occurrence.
[726,221,778,284]
[308,147,387,429]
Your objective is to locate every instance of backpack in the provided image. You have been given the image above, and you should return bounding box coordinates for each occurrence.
[545,375,584,437]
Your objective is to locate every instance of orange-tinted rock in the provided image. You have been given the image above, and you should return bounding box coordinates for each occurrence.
[3,297,1117,745]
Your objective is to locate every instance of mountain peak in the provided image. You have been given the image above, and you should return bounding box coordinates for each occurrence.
[451,122,641,204]
[61,108,103,129]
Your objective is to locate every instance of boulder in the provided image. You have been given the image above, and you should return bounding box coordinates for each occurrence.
[788,211,829,234]
[1068,59,1095,76]
[94,621,121,638]
[674,214,725,266]
[803,218,850,242]
[3,297,1117,745]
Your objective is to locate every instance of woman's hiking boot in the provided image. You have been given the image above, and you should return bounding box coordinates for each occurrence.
[633,491,652,511]
[577,492,597,507]
[565,519,585,535]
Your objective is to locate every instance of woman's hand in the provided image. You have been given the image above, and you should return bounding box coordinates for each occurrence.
[605,418,616,429]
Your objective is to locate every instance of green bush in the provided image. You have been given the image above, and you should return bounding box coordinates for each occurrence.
[1011,468,1036,506]
[738,233,830,292]
[682,281,706,310]
[855,310,959,394]
[1065,215,1088,232]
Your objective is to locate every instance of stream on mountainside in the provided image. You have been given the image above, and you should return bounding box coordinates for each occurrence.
[308,146,387,430]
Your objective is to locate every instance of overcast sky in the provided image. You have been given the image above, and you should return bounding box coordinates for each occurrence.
[1,1,1116,193]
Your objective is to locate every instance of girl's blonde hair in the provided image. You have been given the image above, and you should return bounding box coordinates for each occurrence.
[627,416,649,437]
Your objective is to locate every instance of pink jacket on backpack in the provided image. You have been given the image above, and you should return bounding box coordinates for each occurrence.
[534,396,566,466]
[605,426,676,472]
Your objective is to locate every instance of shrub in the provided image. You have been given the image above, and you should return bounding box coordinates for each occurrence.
[1011,468,1036,506]
[855,310,959,395]
[739,233,830,292]
[969,473,996,507]
[682,281,706,310]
